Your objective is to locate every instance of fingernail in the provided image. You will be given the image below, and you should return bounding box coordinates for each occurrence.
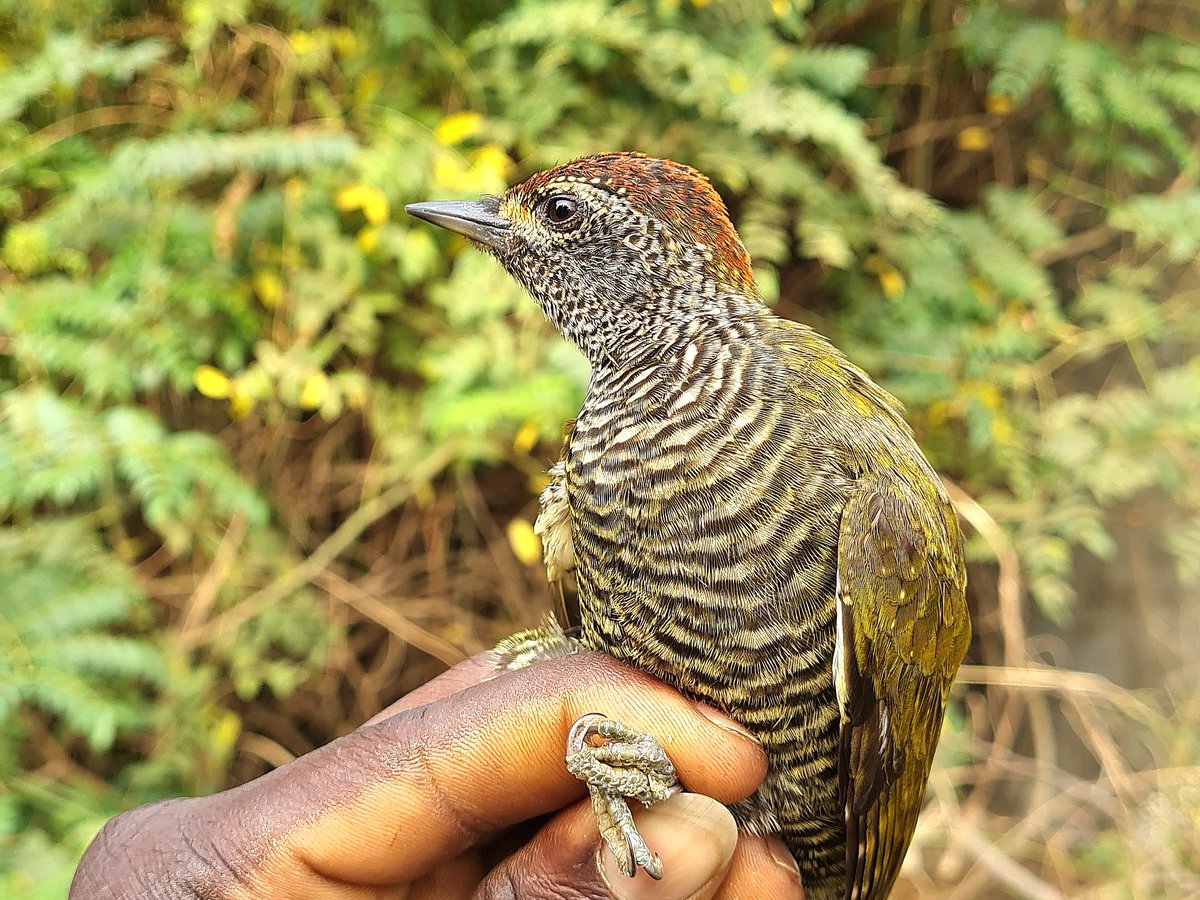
[599,793,737,900]
[767,837,804,885]
[694,702,761,744]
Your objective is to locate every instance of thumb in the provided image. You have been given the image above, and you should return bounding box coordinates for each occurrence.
[477,793,737,900]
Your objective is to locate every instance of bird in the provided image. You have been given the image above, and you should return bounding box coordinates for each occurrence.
[406,152,971,900]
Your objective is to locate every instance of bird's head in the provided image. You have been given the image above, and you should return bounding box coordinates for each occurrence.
[406,152,759,366]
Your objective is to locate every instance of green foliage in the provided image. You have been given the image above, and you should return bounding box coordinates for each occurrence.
[0,520,159,896]
[0,519,163,750]
[1111,191,1200,262]
[0,33,166,123]
[958,4,1200,171]
[1,0,1196,894]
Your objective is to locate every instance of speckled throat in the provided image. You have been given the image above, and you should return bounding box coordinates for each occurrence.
[565,309,856,895]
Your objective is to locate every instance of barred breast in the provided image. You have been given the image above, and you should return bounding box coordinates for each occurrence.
[566,322,856,893]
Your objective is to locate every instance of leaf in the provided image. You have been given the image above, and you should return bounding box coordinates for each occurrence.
[990,21,1063,103]
[0,35,167,122]
[109,130,359,183]
[1052,39,1107,126]
[1110,192,1200,261]
[787,45,872,97]
[984,186,1064,252]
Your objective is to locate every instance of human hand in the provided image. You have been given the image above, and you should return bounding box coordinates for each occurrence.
[70,650,805,899]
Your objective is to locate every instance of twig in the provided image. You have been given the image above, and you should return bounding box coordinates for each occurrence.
[179,512,248,642]
[184,445,456,647]
[316,569,465,667]
[0,106,167,174]
[239,732,296,769]
[942,480,1026,666]
[945,822,1065,900]
[957,664,1162,727]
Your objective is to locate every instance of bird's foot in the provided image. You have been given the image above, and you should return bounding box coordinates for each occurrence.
[565,712,680,879]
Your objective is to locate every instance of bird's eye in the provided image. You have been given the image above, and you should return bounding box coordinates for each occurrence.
[543,195,580,226]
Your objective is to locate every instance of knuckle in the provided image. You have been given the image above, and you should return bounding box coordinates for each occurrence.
[72,798,258,900]
[406,730,505,841]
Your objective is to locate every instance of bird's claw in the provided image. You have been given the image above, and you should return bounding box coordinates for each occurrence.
[565,712,679,880]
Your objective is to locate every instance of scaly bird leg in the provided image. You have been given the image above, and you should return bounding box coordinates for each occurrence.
[565,713,679,879]
[491,622,680,879]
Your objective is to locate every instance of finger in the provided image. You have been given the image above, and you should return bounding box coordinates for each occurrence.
[257,651,766,886]
[476,793,738,900]
[363,651,500,726]
[714,835,805,900]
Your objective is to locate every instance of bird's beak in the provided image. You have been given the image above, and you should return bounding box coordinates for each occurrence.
[404,199,510,249]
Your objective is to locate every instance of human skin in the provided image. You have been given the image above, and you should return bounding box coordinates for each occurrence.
[70,650,806,900]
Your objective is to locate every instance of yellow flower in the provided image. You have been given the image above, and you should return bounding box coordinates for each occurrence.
[471,144,516,183]
[986,94,1013,115]
[331,28,358,56]
[992,415,1015,444]
[513,421,540,455]
[506,519,542,566]
[336,183,389,224]
[956,126,991,152]
[968,381,1003,410]
[877,265,905,300]
[288,30,314,55]
[433,146,515,194]
[211,709,241,756]
[194,365,232,399]
[299,371,329,410]
[927,399,953,426]
[355,69,381,107]
[252,269,284,308]
[434,154,469,191]
[229,386,254,420]
[865,256,905,300]
[356,226,380,253]
[435,111,484,145]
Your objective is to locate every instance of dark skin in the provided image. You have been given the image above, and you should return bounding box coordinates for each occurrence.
[71,651,805,899]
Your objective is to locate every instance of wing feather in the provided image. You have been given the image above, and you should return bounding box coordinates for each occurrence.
[836,477,970,900]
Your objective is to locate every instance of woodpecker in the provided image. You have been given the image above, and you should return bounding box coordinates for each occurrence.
[407,152,970,900]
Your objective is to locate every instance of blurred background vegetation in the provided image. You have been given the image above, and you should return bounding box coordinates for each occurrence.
[1,0,1198,896]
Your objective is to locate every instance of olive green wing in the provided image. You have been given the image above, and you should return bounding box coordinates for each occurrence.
[834,477,970,900]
